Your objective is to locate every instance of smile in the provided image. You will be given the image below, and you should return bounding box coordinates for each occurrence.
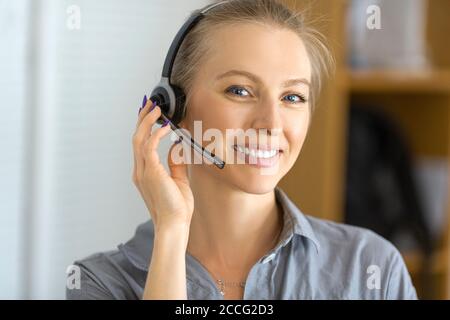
[233,145,279,158]
[232,144,282,169]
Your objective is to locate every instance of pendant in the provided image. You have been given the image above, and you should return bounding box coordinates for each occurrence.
[217,279,225,296]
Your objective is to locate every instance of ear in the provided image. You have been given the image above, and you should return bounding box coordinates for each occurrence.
[178,119,187,130]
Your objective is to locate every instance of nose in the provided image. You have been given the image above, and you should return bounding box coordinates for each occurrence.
[251,96,283,136]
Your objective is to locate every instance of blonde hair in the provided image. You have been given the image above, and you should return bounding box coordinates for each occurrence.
[171,0,335,112]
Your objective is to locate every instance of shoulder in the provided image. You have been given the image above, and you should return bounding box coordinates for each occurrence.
[306,215,397,256]
[278,186,400,265]
[302,215,418,299]
[66,220,154,300]
[66,250,138,300]
[275,187,417,299]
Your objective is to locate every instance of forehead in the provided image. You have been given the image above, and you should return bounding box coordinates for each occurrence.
[200,22,311,82]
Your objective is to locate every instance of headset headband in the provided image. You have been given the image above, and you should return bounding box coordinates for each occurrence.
[150,1,229,124]
[161,1,229,81]
[150,1,229,169]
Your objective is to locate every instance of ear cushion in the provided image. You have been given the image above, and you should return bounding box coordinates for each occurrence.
[150,85,171,125]
[150,84,186,126]
[171,85,187,126]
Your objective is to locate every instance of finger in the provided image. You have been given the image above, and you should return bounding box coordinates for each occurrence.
[132,152,137,185]
[167,139,189,183]
[135,105,162,150]
[136,97,156,130]
[132,95,154,184]
[132,134,145,188]
[143,123,172,167]
[132,106,162,183]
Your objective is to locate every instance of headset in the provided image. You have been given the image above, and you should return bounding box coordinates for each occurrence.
[149,1,228,169]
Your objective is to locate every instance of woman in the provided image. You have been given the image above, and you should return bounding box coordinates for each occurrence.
[67,0,417,300]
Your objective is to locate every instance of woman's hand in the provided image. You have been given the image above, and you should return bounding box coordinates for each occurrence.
[132,97,194,234]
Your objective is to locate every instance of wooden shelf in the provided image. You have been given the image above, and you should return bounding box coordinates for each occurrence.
[348,69,450,94]
[402,247,448,275]
[283,0,450,299]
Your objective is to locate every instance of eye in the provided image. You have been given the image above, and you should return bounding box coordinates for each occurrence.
[282,93,308,104]
[225,86,251,98]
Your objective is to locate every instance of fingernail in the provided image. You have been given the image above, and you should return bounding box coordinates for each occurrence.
[149,100,157,112]
[161,119,170,127]
[174,137,183,144]
[138,95,147,115]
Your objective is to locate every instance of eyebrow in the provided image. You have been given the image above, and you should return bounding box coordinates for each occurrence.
[215,69,310,87]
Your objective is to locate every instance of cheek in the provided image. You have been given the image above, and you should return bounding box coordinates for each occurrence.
[186,92,238,132]
[284,112,310,156]
[182,92,237,161]
[185,87,211,121]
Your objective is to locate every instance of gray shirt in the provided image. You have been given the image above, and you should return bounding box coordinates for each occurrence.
[66,187,418,300]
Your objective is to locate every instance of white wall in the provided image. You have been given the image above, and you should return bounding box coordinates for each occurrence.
[0,0,209,299]
[0,0,30,299]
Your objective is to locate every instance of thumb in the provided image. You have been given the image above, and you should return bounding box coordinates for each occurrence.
[167,139,189,183]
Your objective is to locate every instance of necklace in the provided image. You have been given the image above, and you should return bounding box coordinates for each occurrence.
[213,209,283,297]
[216,279,246,296]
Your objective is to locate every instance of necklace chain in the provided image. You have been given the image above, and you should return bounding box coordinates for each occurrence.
[216,279,246,296]
[213,211,283,297]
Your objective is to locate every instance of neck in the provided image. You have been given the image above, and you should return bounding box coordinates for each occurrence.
[186,167,283,271]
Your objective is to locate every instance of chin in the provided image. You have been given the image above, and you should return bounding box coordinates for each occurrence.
[227,166,283,194]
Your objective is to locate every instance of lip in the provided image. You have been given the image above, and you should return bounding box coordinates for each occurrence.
[233,143,284,152]
[232,144,282,168]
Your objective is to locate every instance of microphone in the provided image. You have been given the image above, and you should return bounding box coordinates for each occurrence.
[150,95,225,170]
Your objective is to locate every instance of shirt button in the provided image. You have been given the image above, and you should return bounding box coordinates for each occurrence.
[262,253,276,263]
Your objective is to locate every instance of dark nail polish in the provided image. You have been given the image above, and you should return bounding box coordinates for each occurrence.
[149,100,157,112]
[138,95,147,115]
[162,119,170,127]
[174,137,183,144]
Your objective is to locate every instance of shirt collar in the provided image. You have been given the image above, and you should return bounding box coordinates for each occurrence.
[118,186,320,272]
[274,187,321,254]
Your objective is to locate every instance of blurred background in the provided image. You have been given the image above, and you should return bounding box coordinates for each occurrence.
[0,0,210,299]
[0,0,449,299]
[279,0,450,299]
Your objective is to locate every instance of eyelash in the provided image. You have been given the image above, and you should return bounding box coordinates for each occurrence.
[225,85,308,104]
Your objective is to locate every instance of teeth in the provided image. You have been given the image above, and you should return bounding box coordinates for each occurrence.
[234,146,278,159]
